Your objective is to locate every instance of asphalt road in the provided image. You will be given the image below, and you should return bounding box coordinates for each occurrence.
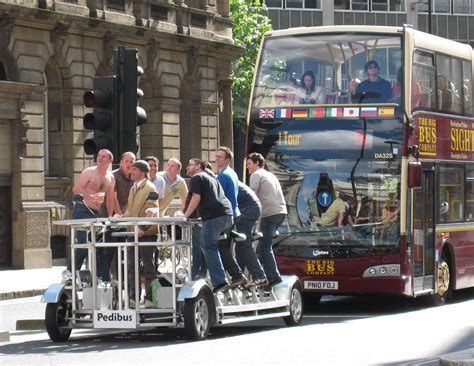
[1,290,474,365]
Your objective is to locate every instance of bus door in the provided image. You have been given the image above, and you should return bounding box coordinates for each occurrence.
[412,166,436,294]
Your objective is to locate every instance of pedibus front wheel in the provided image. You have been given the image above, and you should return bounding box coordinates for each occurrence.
[45,295,72,342]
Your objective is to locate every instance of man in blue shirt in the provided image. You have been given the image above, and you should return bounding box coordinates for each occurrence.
[215,146,246,287]
[353,60,391,104]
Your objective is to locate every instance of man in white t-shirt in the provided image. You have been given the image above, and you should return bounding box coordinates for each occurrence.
[247,152,287,287]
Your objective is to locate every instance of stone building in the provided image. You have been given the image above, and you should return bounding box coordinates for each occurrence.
[0,0,241,268]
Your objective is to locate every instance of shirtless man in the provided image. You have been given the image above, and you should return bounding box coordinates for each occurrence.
[66,149,116,277]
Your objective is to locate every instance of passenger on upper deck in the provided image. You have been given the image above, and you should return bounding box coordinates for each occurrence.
[353,60,391,103]
[437,74,453,112]
[295,70,325,104]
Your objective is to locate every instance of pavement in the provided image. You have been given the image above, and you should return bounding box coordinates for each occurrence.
[0,266,474,365]
[0,265,65,342]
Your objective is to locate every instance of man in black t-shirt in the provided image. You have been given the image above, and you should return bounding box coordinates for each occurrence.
[184,158,233,293]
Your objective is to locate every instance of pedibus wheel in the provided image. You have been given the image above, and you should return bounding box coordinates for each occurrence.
[184,290,213,340]
[284,281,304,326]
[433,255,452,306]
[45,294,72,342]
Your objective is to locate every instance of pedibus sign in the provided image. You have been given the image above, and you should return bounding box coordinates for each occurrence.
[93,310,137,329]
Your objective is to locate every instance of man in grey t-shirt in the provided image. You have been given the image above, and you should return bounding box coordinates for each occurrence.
[247,152,287,287]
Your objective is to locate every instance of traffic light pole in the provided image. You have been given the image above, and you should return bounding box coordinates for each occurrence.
[114,47,147,157]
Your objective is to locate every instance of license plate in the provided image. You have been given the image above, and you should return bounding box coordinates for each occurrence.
[304,280,338,290]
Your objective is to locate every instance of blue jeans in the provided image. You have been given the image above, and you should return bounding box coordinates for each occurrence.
[67,202,107,278]
[218,222,243,281]
[200,215,233,286]
[258,213,286,281]
[191,224,207,280]
[235,207,266,280]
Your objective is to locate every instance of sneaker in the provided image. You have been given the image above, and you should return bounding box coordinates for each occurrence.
[242,280,257,290]
[254,278,269,287]
[230,276,247,288]
[267,276,283,287]
[213,281,231,293]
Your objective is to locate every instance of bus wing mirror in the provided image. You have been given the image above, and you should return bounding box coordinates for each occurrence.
[408,161,422,188]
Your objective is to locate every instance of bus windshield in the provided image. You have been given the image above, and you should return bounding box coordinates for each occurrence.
[247,117,402,248]
[248,31,404,250]
[253,32,402,107]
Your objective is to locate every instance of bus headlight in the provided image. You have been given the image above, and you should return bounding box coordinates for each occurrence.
[363,264,400,277]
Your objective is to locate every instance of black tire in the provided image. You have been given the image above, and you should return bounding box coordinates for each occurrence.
[432,254,452,306]
[45,294,72,342]
[284,281,304,326]
[184,290,213,340]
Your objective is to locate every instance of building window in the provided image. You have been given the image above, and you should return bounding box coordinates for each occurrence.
[453,0,471,13]
[286,0,303,8]
[264,0,320,8]
[372,0,388,11]
[418,0,472,14]
[106,0,125,13]
[265,0,283,7]
[334,0,404,11]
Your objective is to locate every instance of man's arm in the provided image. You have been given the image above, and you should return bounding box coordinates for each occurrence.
[337,212,345,227]
[105,176,115,217]
[179,180,189,207]
[184,193,201,218]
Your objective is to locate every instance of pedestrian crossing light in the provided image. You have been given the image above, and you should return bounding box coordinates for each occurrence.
[83,76,117,157]
[116,47,147,155]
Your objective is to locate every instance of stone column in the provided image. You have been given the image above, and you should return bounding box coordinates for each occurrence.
[218,78,233,150]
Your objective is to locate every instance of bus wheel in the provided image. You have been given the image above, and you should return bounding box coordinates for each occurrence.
[184,290,212,340]
[433,255,451,305]
[284,282,304,326]
[45,294,72,342]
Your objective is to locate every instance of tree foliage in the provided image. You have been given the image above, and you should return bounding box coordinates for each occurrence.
[230,0,272,125]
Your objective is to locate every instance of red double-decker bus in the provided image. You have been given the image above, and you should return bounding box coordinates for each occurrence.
[245,25,474,304]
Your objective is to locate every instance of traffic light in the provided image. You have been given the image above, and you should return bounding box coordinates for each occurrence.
[83,76,117,157]
[115,47,147,155]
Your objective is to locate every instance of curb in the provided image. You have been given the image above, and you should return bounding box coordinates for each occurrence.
[0,289,47,301]
[16,319,45,331]
[0,330,10,342]
[440,352,474,366]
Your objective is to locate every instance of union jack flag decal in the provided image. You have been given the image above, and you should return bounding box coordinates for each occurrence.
[259,109,275,119]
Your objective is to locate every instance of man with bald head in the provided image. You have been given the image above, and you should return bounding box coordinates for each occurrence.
[66,149,116,277]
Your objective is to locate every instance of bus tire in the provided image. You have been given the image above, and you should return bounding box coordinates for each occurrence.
[433,254,452,306]
[45,294,72,342]
[184,290,212,340]
[284,281,304,326]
